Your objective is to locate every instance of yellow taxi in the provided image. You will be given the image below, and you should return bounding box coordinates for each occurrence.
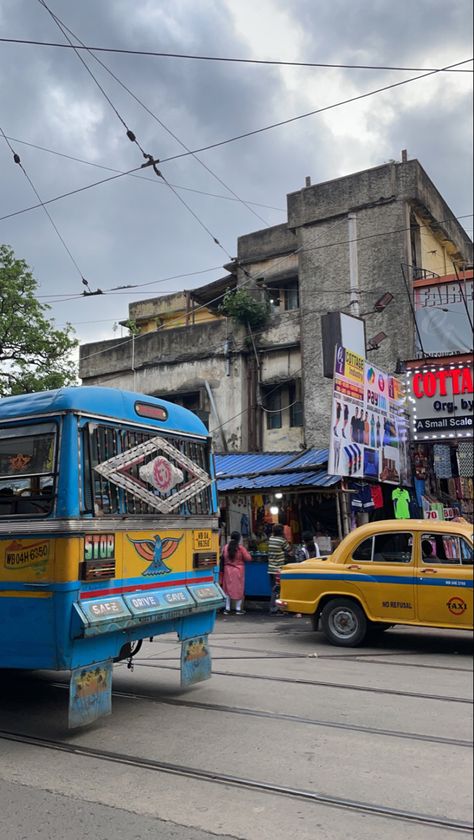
[278,520,473,646]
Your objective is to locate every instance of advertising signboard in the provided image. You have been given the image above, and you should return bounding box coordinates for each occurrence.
[328,346,410,484]
[406,363,473,441]
[414,278,473,357]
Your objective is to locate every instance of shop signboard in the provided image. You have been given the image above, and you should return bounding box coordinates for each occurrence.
[406,363,473,441]
[328,346,410,484]
[414,278,473,357]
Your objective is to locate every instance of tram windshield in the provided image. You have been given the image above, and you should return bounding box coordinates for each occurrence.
[0,422,57,516]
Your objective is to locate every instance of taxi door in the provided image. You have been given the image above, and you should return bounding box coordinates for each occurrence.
[348,530,416,622]
[416,532,473,627]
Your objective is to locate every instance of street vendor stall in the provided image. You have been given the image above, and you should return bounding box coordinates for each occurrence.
[215,450,342,598]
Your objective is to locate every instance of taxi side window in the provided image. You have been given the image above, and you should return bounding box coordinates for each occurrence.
[352,533,412,564]
[372,533,412,563]
[422,534,474,565]
[353,537,373,562]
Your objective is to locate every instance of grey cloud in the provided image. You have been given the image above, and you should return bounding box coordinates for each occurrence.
[0,0,471,349]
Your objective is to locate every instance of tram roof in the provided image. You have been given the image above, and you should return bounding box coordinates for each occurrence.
[0,386,209,437]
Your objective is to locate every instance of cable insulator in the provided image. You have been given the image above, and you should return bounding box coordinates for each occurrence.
[13,153,21,164]
[126,129,136,143]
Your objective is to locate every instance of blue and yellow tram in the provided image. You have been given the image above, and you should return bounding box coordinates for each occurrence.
[0,387,224,726]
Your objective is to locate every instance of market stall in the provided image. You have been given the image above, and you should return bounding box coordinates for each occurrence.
[215,450,342,598]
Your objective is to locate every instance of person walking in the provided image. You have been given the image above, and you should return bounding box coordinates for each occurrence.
[267,524,290,614]
[221,531,252,615]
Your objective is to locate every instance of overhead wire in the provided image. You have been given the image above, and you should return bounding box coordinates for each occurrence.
[2,57,471,227]
[3,135,285,212]
[36,0,234,260]
[0,126,87,282]
[37,212,473,306]
[33,9,269,226]
[0,37,472,72]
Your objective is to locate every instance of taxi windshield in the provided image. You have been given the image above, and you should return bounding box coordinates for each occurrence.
[0,422,57,516]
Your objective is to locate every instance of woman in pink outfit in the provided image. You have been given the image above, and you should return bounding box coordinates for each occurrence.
[221,531,252,615]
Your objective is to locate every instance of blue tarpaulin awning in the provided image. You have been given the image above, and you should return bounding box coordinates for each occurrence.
[215,450,339,492]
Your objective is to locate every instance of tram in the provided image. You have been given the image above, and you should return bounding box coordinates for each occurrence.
[0,387,224,727]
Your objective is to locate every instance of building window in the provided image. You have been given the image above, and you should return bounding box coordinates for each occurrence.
[264,388,282,429]
[265,276,300,312]
[289,381,303,427]
[284,279,300,311]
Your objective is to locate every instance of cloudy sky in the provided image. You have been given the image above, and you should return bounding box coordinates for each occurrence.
[0,0,472,352]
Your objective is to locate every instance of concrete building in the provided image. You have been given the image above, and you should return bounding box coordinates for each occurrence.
[79,155,473,453]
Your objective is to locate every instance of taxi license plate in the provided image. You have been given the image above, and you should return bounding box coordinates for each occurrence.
[193,530,212,551]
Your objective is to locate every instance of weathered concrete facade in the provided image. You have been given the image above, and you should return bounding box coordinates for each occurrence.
[79,157,472,453]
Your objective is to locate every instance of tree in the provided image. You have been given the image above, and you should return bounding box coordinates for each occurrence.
[0,244,78,397]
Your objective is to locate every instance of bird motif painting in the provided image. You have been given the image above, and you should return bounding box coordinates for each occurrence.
[128,534,182,576]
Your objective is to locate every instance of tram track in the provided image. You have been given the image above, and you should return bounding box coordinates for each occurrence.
[138,647,473,673]
[104,686,473,748]
[0,729,471,834]
[132,662,473,703]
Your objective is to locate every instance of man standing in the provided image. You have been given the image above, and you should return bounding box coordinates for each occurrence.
[267,524,290,614]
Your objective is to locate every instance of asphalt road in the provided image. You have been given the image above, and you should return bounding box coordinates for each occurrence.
[0,609,472,840]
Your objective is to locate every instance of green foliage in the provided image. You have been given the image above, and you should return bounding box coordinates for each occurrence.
[219,288,270,331]
[0,244,78,397]
[123,318,139,336]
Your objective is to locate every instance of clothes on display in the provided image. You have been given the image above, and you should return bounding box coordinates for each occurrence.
[349,482,375,512]
[370,485,384,509]
[433,444,452,479]
[392,487,411,519]
[458,442,474,478]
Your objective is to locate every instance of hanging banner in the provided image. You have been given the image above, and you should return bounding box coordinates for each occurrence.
[328,346,410,484]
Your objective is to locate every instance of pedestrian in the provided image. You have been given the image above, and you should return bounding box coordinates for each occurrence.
[267,524,291,614]
[221,531,252,615]
[295,530,320,561]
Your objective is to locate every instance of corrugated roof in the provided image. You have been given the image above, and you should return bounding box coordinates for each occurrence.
[215,449,339,492]
[218,470,339,491]
[288,449,329,468]
[214,452,295,477]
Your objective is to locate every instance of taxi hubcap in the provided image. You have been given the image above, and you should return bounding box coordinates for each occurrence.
[330,608,358,638]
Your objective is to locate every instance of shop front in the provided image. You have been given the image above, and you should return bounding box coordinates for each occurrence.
[215,450,341,597]
[406,356,473,523]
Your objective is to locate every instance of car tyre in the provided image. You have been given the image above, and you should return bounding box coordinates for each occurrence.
[320,598,367,647]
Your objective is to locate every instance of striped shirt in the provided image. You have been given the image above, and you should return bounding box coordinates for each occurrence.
[267,535,290,575]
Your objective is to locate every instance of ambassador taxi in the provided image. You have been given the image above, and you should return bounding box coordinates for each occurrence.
[278,520,473,646]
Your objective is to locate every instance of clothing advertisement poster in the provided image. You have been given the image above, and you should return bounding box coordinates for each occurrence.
[328,345,410,485]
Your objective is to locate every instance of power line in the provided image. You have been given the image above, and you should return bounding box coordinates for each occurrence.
[4,135,285,212]
[36,0,235,260]
[34,12,270,226]
[0,126,86,282]
[0,37,472,73]
[37,212,473,305]
[157,58,474,165]
[2,58,471,227]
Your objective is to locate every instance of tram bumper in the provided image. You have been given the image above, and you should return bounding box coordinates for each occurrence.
[71,582,225,639]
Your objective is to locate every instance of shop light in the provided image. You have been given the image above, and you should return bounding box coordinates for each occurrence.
[374,292,395,311]
[270,505,279,515]
[274,492,283,499]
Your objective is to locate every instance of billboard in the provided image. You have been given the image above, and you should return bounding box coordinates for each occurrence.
[328,346,410,484]
[414,278,473,357]
[406,363,473,441]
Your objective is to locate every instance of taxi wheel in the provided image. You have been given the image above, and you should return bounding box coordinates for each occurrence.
[320,598,367,647]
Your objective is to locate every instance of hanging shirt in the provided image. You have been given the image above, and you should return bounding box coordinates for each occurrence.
[370,485,384,509]
[392,487,410,519]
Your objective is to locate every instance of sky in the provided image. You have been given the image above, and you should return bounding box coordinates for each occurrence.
[0,0,472,354]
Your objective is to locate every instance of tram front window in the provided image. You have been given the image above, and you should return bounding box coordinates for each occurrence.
[0,423,57,516]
